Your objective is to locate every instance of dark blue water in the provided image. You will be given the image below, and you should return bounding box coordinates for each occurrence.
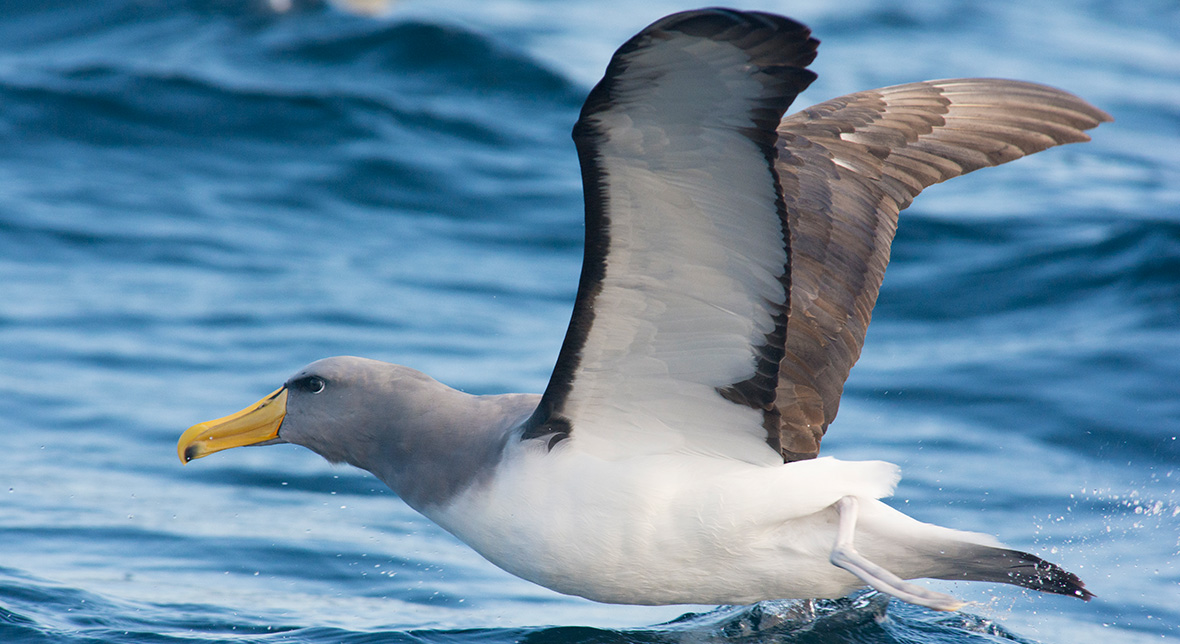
[1,0,1176,642]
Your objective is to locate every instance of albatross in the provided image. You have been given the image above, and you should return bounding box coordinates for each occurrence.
[178,8,1107,611]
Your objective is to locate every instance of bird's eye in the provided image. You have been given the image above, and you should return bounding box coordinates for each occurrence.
[298,376,326,394]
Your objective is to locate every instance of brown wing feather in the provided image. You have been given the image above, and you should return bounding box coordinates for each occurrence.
[772,78,1111,461]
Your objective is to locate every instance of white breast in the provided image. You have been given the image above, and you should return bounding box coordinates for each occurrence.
[424,438,901,605]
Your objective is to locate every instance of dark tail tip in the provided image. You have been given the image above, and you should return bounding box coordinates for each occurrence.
[1002,549,1094,601]
[945,546,1093,601]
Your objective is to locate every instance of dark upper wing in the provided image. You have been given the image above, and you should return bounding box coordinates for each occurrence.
[772,79,1112,460]
[523,9,818,464]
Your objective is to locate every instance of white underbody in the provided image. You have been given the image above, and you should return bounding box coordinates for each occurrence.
[426,437,999,605]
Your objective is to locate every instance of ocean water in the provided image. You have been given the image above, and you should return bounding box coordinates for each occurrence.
[1,0,1177,642]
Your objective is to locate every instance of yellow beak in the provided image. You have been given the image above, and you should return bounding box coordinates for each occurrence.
[178,387,288,463]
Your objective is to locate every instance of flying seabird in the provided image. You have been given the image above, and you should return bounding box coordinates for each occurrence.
[178,8,1108,611]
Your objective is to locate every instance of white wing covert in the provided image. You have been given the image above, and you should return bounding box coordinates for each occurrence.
[522,9,818,463]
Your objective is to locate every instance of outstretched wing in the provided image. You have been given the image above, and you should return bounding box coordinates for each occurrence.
[773,79,1111,460]
[523,8,1111,464]
[523,9,817,464]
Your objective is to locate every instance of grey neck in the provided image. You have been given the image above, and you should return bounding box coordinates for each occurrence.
[361,388,539,511]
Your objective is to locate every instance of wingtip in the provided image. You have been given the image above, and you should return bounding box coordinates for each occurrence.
[642,8,819,69]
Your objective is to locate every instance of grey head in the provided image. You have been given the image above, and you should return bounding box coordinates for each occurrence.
[180,356,539,510]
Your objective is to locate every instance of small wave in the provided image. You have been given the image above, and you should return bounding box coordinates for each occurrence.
[0,576,1036,644]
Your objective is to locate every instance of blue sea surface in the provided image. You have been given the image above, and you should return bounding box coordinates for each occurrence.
[1,0,1177,642]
